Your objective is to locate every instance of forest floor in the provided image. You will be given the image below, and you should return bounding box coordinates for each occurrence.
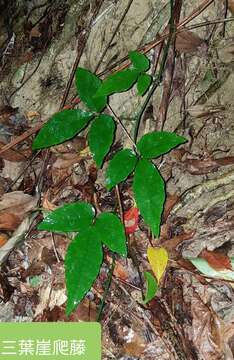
[0,0,234,359]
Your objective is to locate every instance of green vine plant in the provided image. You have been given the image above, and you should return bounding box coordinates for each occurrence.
[32,51,187,316]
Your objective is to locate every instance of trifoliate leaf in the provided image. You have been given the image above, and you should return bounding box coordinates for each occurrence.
[65,228,103,315]
[38,202,95,232]
[32,110,93,150]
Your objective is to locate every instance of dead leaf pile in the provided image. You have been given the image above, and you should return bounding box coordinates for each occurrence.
[199,249,232,271]
[0,191,38,231]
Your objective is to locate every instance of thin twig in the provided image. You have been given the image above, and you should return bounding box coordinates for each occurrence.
[0,122,44,155]
[60,1,104,109]
[6,150,41,191]
[133,0,175,142]
[186,16,234,32]
[115,185,124,221]
[94,0,134,73]
[158,0,181,131]
[51,232,60,263]
[9,46,47,100]
[222,0,228,37]
[115,185,145,302]
[98,0,215,77]
[1,14,231,156]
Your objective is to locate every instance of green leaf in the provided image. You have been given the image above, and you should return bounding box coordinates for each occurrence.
[106,148,138,190]
[38,202,95,232]
[65,228,103,315]
[88,114,116,168]
[142,271,158,304]
[133,159,165,237]
[188,257,234,281]
[129,51,150,72]
[75,67,107,112]
[137,131,187,159]
[32,109,93,150]
[95,69,139,97]
[137,73,152,96]
[94,212,127,256]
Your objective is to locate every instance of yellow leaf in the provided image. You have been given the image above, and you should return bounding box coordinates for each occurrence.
[147,247,168,282]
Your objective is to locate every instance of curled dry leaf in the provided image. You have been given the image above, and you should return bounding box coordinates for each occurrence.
[0,191,38,231]
[199,249,232,271]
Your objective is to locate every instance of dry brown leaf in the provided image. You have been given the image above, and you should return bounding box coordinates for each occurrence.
[199,249,232,271]
[160,231,195,254]
[113,260,129,281]
[176,29,205,53]
[0,191,38,222]
[0,213,37,265]
[53,153,82,169]
[0,212,21,231]
[228,0,234,14]
[42,191,57,211]
[0,106,17,124]
[0,141,26,162]
[184,158,219,175]
[0,233,8,247]
[187,104,225,118]
[163,193,180,221]
[29,25,41,40]
[123,332,146,357]
[73,299,97,321]
[191,295,224,359]
[25,111,40,121]
[184,156,234,175]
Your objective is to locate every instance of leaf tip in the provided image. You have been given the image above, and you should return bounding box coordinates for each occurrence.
[32,139,40,150]
[37,222,45,231]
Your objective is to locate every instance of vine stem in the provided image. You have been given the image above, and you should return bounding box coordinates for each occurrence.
[115,185,145,300]
[107,104,137,150]
[94,0,134,73]
[96,183,124,322]
[96,257,115,322]
[133,0,175,142]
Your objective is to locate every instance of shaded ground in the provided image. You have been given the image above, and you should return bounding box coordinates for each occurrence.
[0,0,234,359]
